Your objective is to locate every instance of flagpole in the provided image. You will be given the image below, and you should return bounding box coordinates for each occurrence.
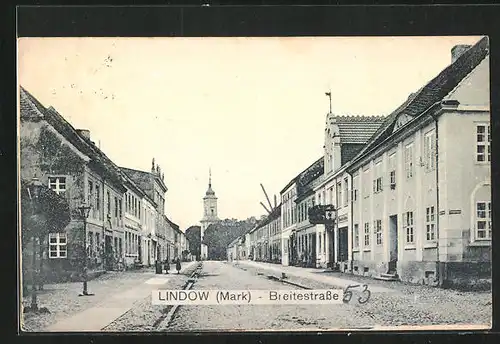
[325,90,332,114]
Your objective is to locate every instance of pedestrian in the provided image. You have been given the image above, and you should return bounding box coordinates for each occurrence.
[175,257,181,274]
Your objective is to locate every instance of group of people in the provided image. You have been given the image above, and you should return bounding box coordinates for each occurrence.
[161,257,182,274]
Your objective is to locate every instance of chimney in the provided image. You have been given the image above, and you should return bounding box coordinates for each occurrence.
[451,44,472,63]
[76,129,90,140]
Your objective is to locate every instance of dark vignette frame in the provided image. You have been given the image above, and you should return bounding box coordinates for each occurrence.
[3,3,500,344]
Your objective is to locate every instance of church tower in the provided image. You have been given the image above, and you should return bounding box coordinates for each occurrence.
[200,169,219,259]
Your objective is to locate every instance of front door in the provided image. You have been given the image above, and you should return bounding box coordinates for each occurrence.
[338,227,348,262]
[389,215,398,273]
[104,235,113,270]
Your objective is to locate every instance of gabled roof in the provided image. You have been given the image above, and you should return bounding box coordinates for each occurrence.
[20,87,126,193]
[349,36,489,166]
[164,215,180,231]
[330,115,386,144]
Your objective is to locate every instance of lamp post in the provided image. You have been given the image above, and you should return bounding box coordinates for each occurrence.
[77,204,94,296]
[325,207,337,270]
[25,176,43,313]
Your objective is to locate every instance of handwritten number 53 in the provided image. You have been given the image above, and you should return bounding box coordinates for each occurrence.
[342,284,371,304]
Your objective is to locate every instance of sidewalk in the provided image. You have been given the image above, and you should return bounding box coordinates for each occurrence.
[43,261,197,332]
[236,260,399,294]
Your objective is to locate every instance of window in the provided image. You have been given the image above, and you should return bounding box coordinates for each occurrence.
[362,169,370,198]
[354,224,359,249]
[95,185,101,219]
[424,130,436,171]
[96,232,100,252]
[343,178,349,206]
[119,199,122,224]
[375,220,382,245]
[403,211,414,244]
[337,182,342,207]
[48,177,66,195]
[476,124,491,162]
[388,153,396,189]
[364,223,370,246]
[425,206,436,241]
[352,177,358,202]
[390,171,396,189]
[114,196,118,218]
[405,144,414,178]
[119,238,123,255]
[88,181,94,205]
[476,202,492,239]
[48,232,67,258]
[373,177,383,193]
[107,191,111,215]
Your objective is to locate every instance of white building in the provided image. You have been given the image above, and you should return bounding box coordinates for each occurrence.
[280,178,298,266]
[345,38,491,287]
[314,115,385,269]
[122,172,150,269]
[309,38,490,288]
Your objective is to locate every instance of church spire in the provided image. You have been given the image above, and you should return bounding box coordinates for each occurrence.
[205,167,215,196]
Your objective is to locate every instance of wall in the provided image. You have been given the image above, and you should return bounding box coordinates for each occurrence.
[439,110,491,263]
[20,119,93,282]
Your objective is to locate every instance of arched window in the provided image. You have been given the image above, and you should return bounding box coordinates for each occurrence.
[471,182,491,241]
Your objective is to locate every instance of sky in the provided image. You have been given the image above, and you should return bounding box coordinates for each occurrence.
[18,36,483,230]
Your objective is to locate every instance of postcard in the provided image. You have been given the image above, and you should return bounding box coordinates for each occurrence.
[18,35,491,332]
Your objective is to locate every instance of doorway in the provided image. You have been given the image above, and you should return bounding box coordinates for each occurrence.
[388,215,398,274]
[338,227,348,262]
[104,235,113,270]
[310,233,317,267]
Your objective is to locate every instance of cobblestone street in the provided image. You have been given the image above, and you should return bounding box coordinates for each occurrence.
[21,260,491,332]
[165,261,491,331]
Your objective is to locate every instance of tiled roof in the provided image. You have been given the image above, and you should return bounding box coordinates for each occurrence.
[297,157,324,198]
[280,156,324,194]
[350,36,489,165]
[20,87,126,193]
[332,115,386,144]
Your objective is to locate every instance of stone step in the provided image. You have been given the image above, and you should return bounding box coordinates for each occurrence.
[374,273,399,281]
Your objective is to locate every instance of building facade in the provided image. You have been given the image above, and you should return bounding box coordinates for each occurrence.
[345,38,490,287]
[293,158,325,268]
[121,161,169,267]
[20,87,127,281]
[122,172,150,269]
[313,114,386,270]
[280,179,298,266]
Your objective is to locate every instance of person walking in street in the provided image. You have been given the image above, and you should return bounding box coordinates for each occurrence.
[175,257,181,274]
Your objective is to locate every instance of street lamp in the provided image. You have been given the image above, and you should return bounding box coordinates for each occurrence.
[24,176,43,313]
[308,204,337,270]
[77,204,94,296]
